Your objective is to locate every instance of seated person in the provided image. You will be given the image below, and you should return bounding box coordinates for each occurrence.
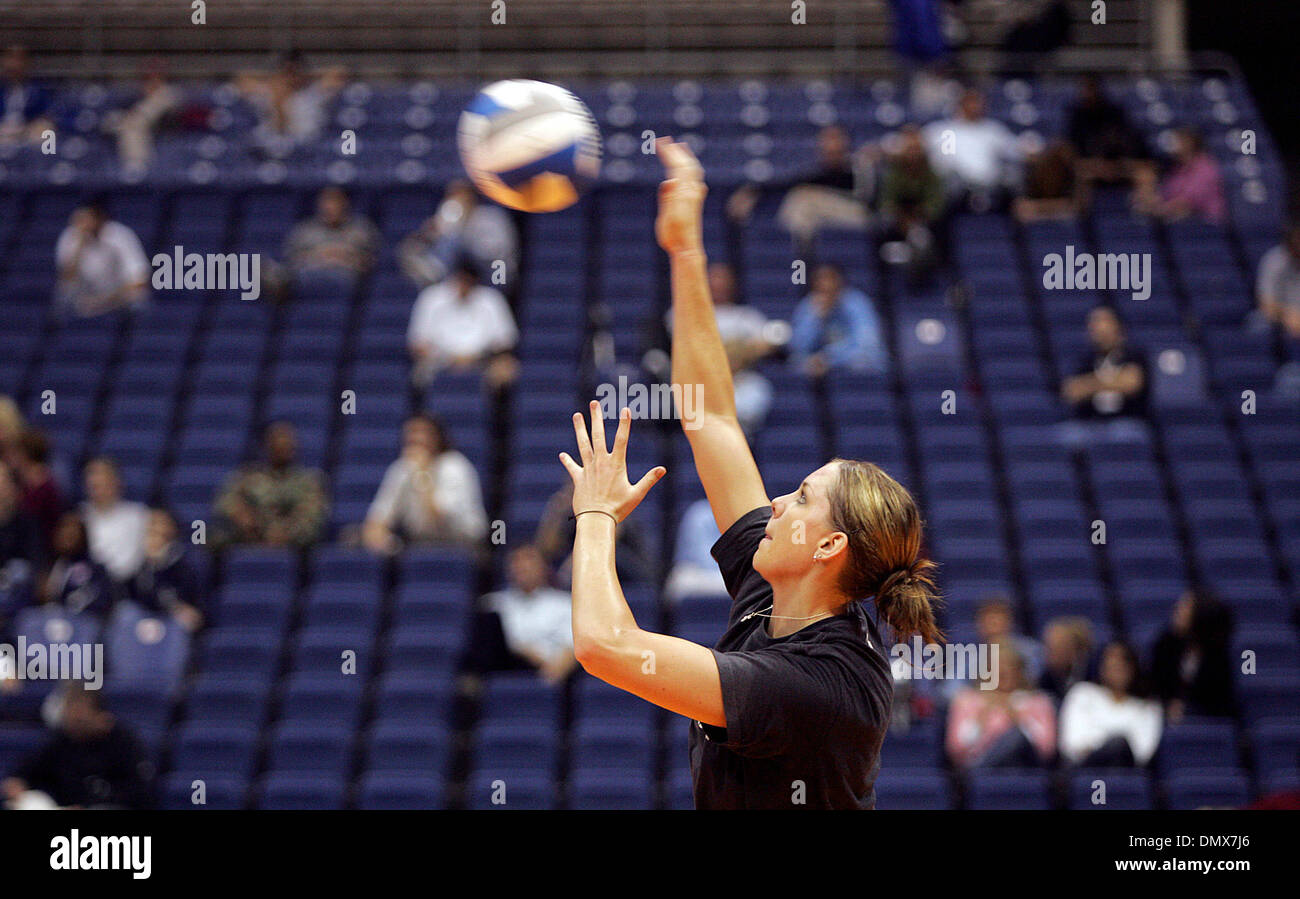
[923,88,1023,214]
[1014,139,1083,222]
[282,186,379,294]
[651,262,783,437]
[664,497,726,602]
[534,479,653,586]
[234,50,346,147]
[2,682,155,809]
[464,544,577,686]
[127,508,204,633]
[728,124,876,255]
[1253,223,1300,394]
[406,257,519,390]
[1132,127,1226,224]
[1059,641,1163,768]
[1057,306,1149,447]
[7,429,66,563]
[876,124,949,282]
[0,44,55,146]
[398,179,519,289]
[1150,588,1235,722]
[362,414,487,553]
[1038,615,1095,702]
[789,263,888,377]
[943,596,1042,697]
[1066,74,1151,186]
[54,202,151,318]
[39,513,113,619]
[213,422,328,549]
[0,462,40,623]
[946,642,1057,769]
[80,457,149,585]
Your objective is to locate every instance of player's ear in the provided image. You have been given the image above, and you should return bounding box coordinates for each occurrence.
[815,532,849,562]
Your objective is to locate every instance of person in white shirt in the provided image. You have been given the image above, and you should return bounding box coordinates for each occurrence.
[54,204,151,318]
[406,259,519,390]
[1059,641,1163,767]
[79,457,148,584]
[362,414,487,554]
[923,88,1023,213]
[661,262,781,437]
[398,180,520,289]
[479,544,576,685]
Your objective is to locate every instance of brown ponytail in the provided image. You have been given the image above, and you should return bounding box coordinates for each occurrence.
[827,459,944,645]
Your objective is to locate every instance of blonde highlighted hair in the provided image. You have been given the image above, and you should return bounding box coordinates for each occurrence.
[827,458,943,644]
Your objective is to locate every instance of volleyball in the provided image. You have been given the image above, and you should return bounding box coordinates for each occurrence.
[457,79,602,213]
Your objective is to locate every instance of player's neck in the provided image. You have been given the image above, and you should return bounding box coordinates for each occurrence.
[768,579,844,638]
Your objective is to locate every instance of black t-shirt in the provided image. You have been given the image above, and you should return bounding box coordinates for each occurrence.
[688,507,894,809]
[1072,344,1149,419]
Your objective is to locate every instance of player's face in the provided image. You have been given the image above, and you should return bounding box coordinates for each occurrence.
[753,462,839,581]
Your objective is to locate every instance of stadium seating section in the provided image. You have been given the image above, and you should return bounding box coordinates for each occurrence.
[0,74,1295,808]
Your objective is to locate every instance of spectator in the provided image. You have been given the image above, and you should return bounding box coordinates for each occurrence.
[789,263,888,377]
[80,457,148,584]
[996,1,1072,67]
[946,642,1057,769]
[1038,615,1095,702]
[214,422,328,549]
[39,513,113,618]
[657,262,782,437]
[1059,641,1163,767]
[1252,223,1300,395]
[104,58,181,171]
[234,50,346,147]
[2,682,154,809]
[924,88,1023,213]
[534,479,654,587]
[1014,139,1082,223]
[727,124,876,255]
[398,179,519,289]
[127,509,203,633]
[664,497,727,601]
[282,186,379,296]
[466,544,577,685]
[9,429,66,563]
[0,45,54,146]
[1057,306,1149,447]
[1066,75,1150,186]
[0,464,40,623]
[977,597,1043,682]
[407,257,519,390]
[54,201,151,318]
[362,414,487,554]
[1151,588,1235,722]
[1132,127,1227,224]
[876,124,949,283]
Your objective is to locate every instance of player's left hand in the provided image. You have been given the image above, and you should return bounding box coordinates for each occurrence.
[559,401,666,524]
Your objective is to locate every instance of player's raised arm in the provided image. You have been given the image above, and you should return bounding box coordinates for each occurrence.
[656,137,769,533]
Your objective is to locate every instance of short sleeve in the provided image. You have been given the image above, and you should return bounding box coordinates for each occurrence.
[366,461,406,526]
[709,506,770,602]
[709,647,844,758]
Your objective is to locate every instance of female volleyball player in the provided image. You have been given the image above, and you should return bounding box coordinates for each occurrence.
[557,138,941,809]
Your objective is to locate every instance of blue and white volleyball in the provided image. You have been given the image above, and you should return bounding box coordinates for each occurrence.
[457,79,601,213]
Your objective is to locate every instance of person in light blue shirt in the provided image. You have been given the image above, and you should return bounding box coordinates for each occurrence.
[789,263,889,377]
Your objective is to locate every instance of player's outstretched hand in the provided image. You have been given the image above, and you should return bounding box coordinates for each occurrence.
[655,136,707,255]
[559,402,666,524]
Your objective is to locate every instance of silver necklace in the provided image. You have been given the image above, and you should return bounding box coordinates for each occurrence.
[740,605,835,624]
